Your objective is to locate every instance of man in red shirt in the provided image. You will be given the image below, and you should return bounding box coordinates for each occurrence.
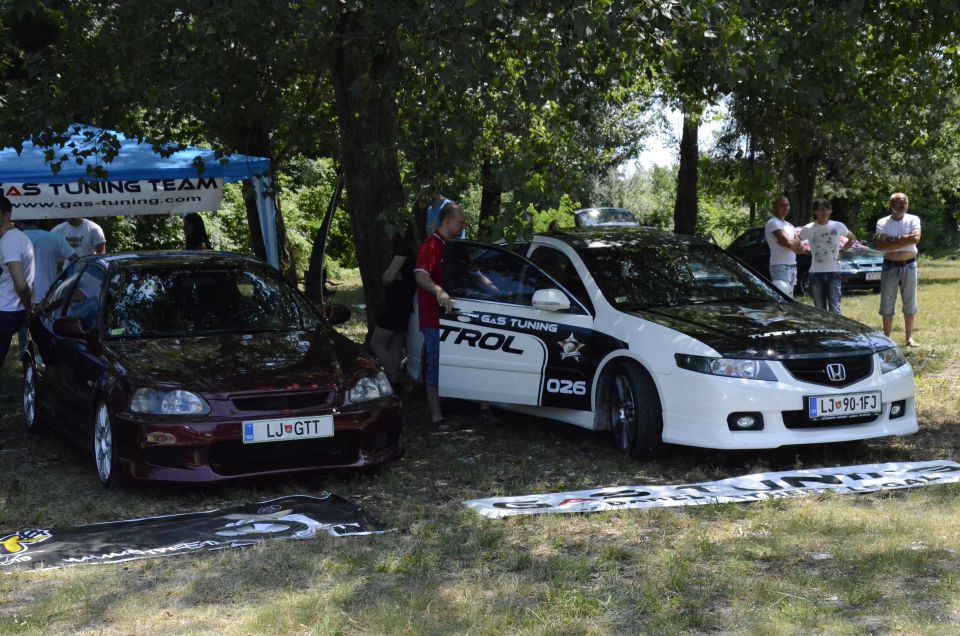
[414,202,465,428]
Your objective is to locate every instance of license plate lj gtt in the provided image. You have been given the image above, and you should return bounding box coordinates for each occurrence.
[242,415,334,443]
[807,392,881,421]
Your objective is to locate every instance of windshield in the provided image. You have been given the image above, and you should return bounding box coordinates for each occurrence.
[105,267,322,338]
[575,236,784,309]
[574,208,639,227]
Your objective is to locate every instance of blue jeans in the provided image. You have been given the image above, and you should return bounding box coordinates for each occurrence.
[422,327,440,387]
[808,272,842,314]
[0,310,27,369]
[769,264,798,297]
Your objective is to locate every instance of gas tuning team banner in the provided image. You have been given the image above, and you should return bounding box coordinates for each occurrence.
[465,460,960,519]
[1,177,224,219]
[0,494,387,571]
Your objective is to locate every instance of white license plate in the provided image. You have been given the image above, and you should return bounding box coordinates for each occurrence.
[865,272,882,281]
[807,391,881,420]
[242,415,334,444]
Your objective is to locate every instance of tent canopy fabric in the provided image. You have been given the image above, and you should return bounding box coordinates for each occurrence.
[0,126,279,267]
[0,126,271,183]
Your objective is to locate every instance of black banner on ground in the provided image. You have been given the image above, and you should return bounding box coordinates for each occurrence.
[0,493,387,570]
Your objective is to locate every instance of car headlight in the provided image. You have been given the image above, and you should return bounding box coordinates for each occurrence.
[348,372,394,403]
[130,388,211,415]
[675,354,778,381]
[877,347,907,373]
[840,261,857,272]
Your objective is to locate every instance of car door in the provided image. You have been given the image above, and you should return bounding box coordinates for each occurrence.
[42,265,107,434]
[439,241,595,408]
[31,261,86,431]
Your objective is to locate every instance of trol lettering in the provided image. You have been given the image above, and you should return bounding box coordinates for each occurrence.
[440,325,524,355]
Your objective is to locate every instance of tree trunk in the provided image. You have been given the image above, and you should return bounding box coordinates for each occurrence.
[239,161,297,283]
[673,110,700,235]
[331,9,403,333]
[228,119,297,282]
[747,135,756,225]
[785,154,817,226]
[242,180,266,260]
[479,158,502,240]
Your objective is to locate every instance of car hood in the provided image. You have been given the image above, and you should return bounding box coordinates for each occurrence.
[629,301,890,359]
[842,248,884,265]
[105,330,361,394]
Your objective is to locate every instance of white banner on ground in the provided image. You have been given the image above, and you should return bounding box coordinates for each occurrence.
[1,178,223,219]
[465,460,960,519]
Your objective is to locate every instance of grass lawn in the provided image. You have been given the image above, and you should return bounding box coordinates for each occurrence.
[1,260,959,634]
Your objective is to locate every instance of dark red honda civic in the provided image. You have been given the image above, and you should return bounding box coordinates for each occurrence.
[23,252,403,486]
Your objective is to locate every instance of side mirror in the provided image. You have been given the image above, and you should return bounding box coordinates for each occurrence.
[52,317,87,339]
[532,289,571,312]
[326,303,351,326]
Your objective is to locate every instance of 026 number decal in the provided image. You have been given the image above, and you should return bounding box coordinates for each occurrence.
[546,379,587,395]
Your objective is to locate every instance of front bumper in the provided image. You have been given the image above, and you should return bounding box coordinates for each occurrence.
[113,398,404,483]
[659,361,916,449]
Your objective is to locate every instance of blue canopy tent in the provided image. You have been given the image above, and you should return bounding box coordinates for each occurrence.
[0,126,280,267]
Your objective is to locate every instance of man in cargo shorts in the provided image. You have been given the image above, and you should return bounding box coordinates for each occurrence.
[764,196,804,296]
[876,192,921,347]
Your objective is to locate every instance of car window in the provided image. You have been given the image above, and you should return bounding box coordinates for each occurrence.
[104,267,322,339]
[574,236,784,309]
[446,242,565,308]
[528,246,593,314]
[729,229,765,250]
[42,260,86,317]
[574,208,639,227]
[63,266,105,331]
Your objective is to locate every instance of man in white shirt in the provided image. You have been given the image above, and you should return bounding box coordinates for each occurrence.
[18,219,78,356]
[0,195,35,370]
[876,192,921,347]
[52,217,106,257]
[20,219,78,301]
[764,196,804,296]
[798,199,856,314]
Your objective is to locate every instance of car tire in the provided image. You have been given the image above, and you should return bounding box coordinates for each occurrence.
[94,401,118,488]
[22,359,40,434]
[601,361,663,461]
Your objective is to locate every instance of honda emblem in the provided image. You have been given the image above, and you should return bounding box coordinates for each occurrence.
[826,363,846,382]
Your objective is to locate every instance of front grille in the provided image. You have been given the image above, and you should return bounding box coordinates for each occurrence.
[782,409,880,429]
[209,437,352,475]
[781,355,873,388]
[231,390,334,413]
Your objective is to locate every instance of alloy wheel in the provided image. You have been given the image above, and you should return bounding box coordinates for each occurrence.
[94,403,114,485]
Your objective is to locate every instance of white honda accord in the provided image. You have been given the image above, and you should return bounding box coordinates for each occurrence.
[406,226,917,459]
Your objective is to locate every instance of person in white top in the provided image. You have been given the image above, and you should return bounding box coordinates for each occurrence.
[52,217,106,257]
[798,199,856,314]
[875,192,921,347]
[18,219,78,356]
[0,195,36,370]
[19,219,78,301]
[764,196,804,296]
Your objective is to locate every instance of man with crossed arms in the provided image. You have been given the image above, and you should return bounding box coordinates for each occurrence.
[876,192,921,347]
